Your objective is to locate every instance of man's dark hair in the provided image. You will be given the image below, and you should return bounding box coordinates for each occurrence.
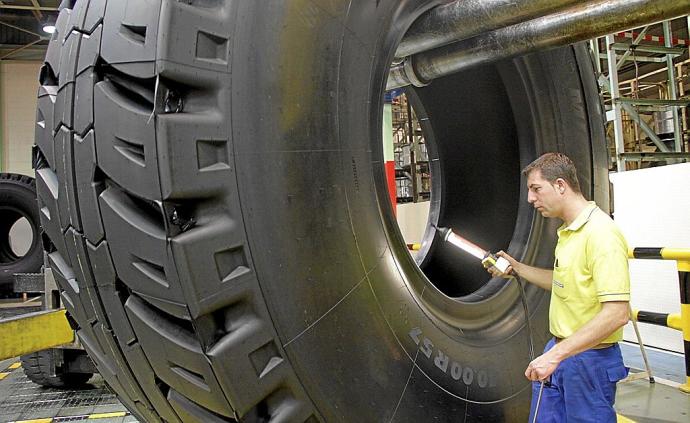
[522,152,581,194]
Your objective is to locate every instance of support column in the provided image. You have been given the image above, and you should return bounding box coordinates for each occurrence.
[663,21,683,153]
[383,98,396,214]
[607,34,626,171]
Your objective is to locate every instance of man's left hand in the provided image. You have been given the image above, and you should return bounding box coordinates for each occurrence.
[525,351,561,381]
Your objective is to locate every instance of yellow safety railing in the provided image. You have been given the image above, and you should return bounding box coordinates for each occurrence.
[0,309,74,361]
[629,247,690,393]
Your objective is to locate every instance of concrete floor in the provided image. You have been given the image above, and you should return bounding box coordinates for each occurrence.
[616,377,689,423]
[1,357,687,422]
[1,303,688,422]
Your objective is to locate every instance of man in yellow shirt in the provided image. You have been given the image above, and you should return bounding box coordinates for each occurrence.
[491,153,630,422]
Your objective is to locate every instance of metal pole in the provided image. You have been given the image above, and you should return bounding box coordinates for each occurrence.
[621,103,671,153]
[680,271,690,393]
[629,305,656,383]
[607,35,627,172]
[590,39,602,75]
[616,26,650,71]
[663,21,683,153]
[388,0,690,90]
[679,63,688,153]
[406,97,418,203]
[396,0,581,58]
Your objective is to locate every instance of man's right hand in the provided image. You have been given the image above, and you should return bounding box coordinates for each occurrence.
[487,253,554,291]
[487,251,519,278]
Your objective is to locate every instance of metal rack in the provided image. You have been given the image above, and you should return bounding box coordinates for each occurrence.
[592,17,690,171]
[390,93,430,203]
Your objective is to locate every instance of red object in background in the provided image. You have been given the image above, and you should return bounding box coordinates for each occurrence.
[385,161,396,215]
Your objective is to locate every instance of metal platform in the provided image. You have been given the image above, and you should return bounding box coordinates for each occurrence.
[0,357,134,423]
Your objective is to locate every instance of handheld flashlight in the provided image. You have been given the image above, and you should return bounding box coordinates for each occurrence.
[436,226,513,275]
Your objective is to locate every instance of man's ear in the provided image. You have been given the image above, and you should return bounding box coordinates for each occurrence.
[555,178,567,194]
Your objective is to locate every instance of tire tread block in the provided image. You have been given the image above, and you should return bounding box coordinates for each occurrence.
[74,71,96,136]
[78,327,161,423]
[36,167,70,259]
[82,0,106,35]
[58,29,82,89]
[101,0,160,78]
[68,0,91,34]
[157,111,233,200]
[168,389,235,423]
[87,241,184,422]
[44,8,72,76]
[55,84,75,131]
[126,295,236,418]
[202,298,316,420]
[171,215,253,318]
[48,251,90,326]
[77,25,103,76]
[54,127,81,231]
[74,130,106,243]
[94,81,161,200]
[99,186,189,319]
[158,1,234,74]
[35,88,57,169]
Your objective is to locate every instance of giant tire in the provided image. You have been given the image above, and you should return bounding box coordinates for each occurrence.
[35,1,607,422]
[0,173,42,293]
[20,349,93,388]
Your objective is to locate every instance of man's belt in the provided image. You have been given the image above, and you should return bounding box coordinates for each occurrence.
[553,336,616,350]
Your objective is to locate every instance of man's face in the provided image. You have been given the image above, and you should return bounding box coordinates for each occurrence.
[526,170,562,218]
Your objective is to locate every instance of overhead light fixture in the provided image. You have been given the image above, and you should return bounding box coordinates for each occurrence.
[42,24,56,34]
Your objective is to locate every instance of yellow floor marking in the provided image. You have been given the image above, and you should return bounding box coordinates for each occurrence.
[10,419,53,423]
[88,412,127,419]
[0,372,9,380]
[8,362,21,369]
[617,414,637,423]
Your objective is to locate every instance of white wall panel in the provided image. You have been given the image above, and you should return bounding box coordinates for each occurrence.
[610,163,690,353]
[1,61,41,175]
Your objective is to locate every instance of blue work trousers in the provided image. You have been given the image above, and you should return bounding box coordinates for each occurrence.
[528,338,628,423]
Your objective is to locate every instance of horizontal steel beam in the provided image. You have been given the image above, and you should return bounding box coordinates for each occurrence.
[388,0,690,90]
[611,42,686,55]
[616,98,690,106]
[599,53,667,63]
[396,0,581,58]
[0,5,58,12]
[619,152,690,161]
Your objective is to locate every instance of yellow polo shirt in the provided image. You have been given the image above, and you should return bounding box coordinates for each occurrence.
[550,202,630,344]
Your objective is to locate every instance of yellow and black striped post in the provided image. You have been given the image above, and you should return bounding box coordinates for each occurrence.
[631,309,683,331]
[630,247,690,393]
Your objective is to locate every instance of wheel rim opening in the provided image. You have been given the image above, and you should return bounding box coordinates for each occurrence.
[9,217,34,258]
[383,92,432,260]
[1,211,35,263]
[384,65,524,300]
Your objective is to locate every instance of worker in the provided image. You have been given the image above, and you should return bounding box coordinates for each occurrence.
[488,152,630,422]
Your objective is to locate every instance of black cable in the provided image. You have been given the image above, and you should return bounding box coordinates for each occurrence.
[515,274,536,362]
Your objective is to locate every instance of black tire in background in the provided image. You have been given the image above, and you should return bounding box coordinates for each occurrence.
[20,350,93,388]
[0,173,42,294]
[35,1,607,422]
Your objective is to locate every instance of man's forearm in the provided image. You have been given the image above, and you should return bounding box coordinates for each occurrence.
[514,263,553,291]
[549,301,629,361]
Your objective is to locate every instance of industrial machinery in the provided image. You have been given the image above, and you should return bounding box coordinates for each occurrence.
[27,0,690,421]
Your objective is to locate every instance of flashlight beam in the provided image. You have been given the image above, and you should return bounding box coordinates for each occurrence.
[446,231,487,260]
